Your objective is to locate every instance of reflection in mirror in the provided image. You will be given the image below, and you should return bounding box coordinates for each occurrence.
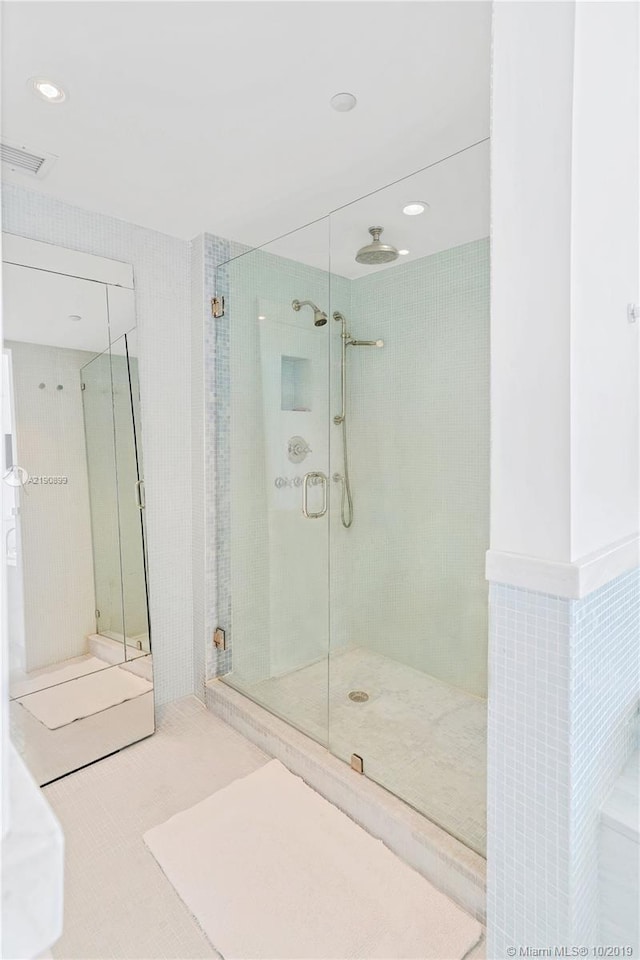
[2,246,154,785]
[83,330,151,659]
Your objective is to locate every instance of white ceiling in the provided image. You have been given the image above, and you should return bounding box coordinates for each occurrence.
[265,138,489,277]
[2,263,136,354]
[1,1,491,256]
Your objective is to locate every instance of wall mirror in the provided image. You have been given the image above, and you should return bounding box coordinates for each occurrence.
[2,235,154,785]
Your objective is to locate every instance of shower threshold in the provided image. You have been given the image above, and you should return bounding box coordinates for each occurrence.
[205,665,486,922]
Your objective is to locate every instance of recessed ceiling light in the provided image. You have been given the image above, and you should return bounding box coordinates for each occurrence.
[330,92,357,113]
[29,77,66,103]
[258,314,266,321]
[398,249,410,256]
[68,315,81,322]
[402,202,428,216]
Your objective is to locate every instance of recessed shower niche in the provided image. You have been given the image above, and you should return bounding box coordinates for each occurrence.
[281,355,312,411]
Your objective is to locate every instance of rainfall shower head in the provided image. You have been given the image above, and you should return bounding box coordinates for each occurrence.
[355,226,399,265]
[291,299,328,326]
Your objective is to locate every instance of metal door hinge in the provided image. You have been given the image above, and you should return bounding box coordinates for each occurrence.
[95,609,101,619]
[350,753,364,774]
[81,382,86,390]
[211,296,225,318]
[213,627,226,650]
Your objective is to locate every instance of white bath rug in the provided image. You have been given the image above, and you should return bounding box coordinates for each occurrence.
[17,666,152,730]
[10,655,111,699]
[144,759,482,960]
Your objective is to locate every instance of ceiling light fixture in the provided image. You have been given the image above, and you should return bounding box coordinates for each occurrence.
[402,202,428,216]
[398,249,410,256]
[330,92,357,113]
[68,315,81,322]
[29,78,66,103]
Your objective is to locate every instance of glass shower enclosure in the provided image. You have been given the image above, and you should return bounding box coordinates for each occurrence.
[214,148,489,855]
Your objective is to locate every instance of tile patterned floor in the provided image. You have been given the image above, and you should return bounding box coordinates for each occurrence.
[45,697,269,959]
[44,695,485,959]
[244,647,487,854]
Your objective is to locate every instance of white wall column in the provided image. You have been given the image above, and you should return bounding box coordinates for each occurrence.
[488,2,639,956]
[490,0,575,565]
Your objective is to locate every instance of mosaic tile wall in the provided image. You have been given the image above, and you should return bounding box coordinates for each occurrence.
[203,234,234,682]
[487,568,640,956]
[203,230,339,687]
[205,236,489,695]
[202,237,489,699]
[570,568,640,943]
[346,238,490,696]
[2,184,193,705]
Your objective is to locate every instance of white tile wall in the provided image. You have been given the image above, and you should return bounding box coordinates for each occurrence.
[571,572,640,943]
[345,239,489,696]
[190,235,206,701]
[2,184,193,705]
[205,237,489,703]
[206,232,334,686]
[487,569,640,956]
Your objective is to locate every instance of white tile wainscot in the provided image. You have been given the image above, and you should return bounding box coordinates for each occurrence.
[487,563,640,956]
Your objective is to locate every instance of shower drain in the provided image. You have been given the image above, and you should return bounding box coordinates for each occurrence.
[348,690,369,703]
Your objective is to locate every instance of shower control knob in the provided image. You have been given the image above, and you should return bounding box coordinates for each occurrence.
[287,436,311,463]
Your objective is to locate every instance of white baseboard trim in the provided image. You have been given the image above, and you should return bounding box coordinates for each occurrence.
[486,534,640,598]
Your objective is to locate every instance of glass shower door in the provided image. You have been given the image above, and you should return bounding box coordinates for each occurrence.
[327,153,490,856]
[215,151,489,858]
[218,217,332,745]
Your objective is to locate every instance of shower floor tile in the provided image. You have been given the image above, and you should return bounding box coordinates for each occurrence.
[242,647,487,854]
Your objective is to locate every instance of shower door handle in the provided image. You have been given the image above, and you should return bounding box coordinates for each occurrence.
[302,471,327,519]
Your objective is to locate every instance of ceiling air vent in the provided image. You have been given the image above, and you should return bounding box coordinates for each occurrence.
[1,140,57,179]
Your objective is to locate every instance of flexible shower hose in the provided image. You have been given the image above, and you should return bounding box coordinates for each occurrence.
[339,417,354,529]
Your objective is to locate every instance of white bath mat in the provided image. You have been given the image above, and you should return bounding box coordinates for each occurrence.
[17,666,152,730]
[10,655,110,698]
[144,759,482,960]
